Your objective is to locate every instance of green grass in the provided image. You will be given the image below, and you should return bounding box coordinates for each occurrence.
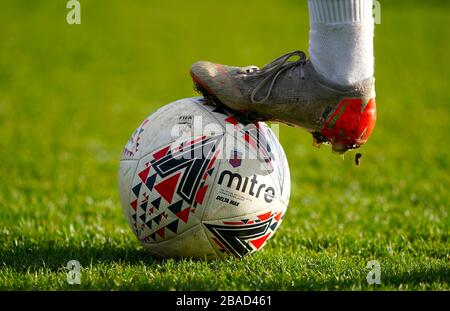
[0,0,449,290]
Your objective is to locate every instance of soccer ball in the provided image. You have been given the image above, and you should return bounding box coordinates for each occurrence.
[118,97,290,258]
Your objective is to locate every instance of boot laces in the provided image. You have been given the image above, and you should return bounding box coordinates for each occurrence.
[249,50,306,104]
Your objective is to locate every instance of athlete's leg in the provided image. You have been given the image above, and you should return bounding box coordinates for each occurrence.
[308,0,374,86]
[190,1,377,153]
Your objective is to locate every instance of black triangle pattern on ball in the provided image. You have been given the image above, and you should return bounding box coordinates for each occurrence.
[139,214,146,223]
[132,183,142,197]
[151,197,161,210]
[204,218,272,257]
[140,201,148,212]
[145,174,157,191]
[166,219,179,234]
[150,135,222,205]
[270,222,278,231]
[129,133,228,247]
[167,199,183,215]
[152,213,163,225]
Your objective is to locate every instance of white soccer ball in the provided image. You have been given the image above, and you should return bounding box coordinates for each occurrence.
[119,97,290,258]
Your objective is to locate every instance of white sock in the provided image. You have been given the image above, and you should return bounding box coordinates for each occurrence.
[308,0,374,86]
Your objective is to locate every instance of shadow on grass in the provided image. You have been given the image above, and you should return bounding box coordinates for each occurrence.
[0,240,160,272]
[277,266,450,290]
[376,267,450,289]
[1,239,448,290]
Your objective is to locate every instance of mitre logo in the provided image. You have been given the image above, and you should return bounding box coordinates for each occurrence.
[217,170,275,203]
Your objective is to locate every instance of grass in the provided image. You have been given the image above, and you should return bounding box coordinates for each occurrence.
[0,0,449,290]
